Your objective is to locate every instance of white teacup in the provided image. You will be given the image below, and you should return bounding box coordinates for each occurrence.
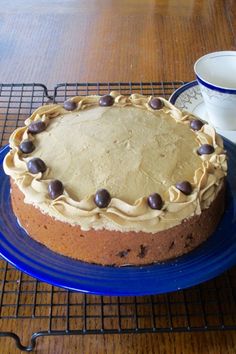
[194,51,236,130]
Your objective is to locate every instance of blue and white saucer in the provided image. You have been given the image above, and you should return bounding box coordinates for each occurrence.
[169,81,236,144]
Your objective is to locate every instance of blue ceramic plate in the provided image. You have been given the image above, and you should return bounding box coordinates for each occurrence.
[0,144,236,296]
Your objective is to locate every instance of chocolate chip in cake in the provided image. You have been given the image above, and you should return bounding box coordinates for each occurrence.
[94,189,111,208]
[147,193,163,210]
[184,233,194,248]
[63,100,77,111]
[99,95,114,107]
[27,158,47,174]
[197,144,215,155]
[175,181,192,195]
[138,244,148,258]
[19,140,35,154]
[168,241,175,251]
[48,180,64,199]
[28,121,46,134]
[148,97,164,110]
[190,119,204,131]
[116,249,131,258]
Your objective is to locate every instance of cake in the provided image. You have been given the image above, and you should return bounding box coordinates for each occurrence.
[3,92,227,266]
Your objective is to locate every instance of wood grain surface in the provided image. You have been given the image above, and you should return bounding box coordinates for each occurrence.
[0,0,236,353]
[0,0,235,87]
[1,331,236,354]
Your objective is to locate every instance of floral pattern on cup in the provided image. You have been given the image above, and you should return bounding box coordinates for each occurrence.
[199,83,236,104]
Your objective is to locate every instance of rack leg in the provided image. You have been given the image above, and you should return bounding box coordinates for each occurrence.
[0,332,36,352]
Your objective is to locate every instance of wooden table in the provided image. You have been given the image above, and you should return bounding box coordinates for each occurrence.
[0,1,236,353]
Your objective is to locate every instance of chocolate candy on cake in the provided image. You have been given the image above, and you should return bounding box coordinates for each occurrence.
[147,193,163,210]
[197,144,215,155]
[19,140,35,154]
[175,181,192,195]
[48,180,64,200]
[148,97,164,110]
[94,189,111,208]
[99,95,114,107]
[63,100,77,111]
[28,120,46,134]
[27,158,47,174]
[190,119,204,131]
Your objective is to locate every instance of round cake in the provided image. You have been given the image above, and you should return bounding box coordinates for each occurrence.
[3,92,227,266]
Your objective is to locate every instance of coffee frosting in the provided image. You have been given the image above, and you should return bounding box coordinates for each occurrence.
[3,92,227,232]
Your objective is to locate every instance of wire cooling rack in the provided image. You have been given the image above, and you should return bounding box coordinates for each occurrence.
[0,82,236,351]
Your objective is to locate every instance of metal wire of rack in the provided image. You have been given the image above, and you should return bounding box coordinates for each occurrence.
[0,82,236,352]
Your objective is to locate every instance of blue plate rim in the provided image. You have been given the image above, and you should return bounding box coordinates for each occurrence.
[169,80,198,105]
[0,143,236,296]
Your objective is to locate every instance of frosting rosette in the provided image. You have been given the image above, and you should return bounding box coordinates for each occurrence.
[3,92,227,233]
